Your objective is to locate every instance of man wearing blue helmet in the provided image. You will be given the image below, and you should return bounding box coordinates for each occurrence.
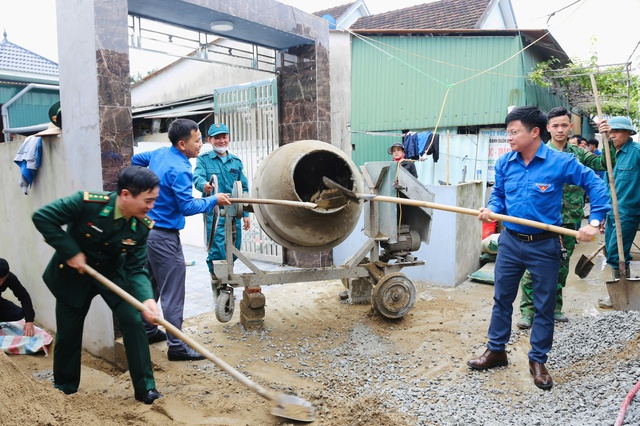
[193,123,250,273]
[596,116,640,308]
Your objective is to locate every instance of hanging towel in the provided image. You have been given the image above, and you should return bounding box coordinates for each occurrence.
[13,135,43,195]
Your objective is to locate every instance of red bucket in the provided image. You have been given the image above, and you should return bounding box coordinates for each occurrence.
[482,220,497,240]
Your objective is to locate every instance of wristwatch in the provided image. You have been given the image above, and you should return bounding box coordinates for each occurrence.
[589,219,601,228]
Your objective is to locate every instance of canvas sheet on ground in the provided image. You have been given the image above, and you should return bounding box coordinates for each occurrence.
[0,320,53,356]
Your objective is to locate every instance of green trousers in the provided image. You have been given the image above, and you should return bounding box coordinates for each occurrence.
[53,295,155,395]
[519,232,577,318]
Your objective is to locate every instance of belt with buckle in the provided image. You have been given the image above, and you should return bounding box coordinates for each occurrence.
[152,226,179,233]
[507,229,557,242]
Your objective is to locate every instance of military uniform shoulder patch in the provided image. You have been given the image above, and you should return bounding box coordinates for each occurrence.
[83,191,111,203]
[140,216,155,229]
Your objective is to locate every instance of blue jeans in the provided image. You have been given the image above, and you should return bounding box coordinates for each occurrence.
[487,230,561,363]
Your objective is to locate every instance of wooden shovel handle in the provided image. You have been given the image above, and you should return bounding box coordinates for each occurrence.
[82,264,276,402]
[228,197,316,209]
[590,74,627,276]
[368,194,579,238]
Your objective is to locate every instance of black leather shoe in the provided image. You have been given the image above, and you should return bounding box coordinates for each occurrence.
[529,361,553,390]
[167,346,205,361]
[135,388,163,404]
[148,330,167,344]
[467,348,508,370]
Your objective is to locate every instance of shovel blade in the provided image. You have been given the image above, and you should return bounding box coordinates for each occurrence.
[606,278,640,311]
[574,255,595,279]
[271,393,315,423]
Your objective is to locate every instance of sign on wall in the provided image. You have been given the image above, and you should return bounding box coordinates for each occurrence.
[480,128,509,182]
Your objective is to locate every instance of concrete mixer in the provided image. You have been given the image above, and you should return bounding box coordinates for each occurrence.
[209,140,434,327]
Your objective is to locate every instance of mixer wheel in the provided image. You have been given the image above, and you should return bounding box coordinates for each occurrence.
[371,273,416,319]
[215,289,235,323]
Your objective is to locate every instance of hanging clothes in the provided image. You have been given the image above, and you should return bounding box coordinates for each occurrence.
[403,132,420,159]
[14,135,43,195]
[423,132,440,163]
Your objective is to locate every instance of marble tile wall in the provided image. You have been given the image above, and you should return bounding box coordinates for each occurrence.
[95,0,133,191]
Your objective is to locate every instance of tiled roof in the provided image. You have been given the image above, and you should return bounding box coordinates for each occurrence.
[351,0,492,30]
[314,2,356,19]
[0,33,58,76]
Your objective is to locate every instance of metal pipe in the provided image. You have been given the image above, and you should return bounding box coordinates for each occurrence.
[3,124,48,134]
[1,83,59,142]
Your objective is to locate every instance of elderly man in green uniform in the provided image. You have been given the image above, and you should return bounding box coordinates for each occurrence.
[516,107,614,329]
[597,116,640,307]
[193,123,250,273]
[32,166,163,404]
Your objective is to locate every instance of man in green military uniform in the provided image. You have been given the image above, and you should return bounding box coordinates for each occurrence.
[516,107,614,329]
[32,166,163,404]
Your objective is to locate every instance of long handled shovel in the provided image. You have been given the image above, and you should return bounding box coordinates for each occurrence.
[83,264,315,422]
[591,75,640,310]
[322,177,579,238]
[575,243,606,279]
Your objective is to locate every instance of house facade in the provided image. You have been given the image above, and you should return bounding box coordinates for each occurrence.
[0,32,60,142]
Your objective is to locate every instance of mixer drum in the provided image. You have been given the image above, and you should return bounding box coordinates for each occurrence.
[252,140,363,252]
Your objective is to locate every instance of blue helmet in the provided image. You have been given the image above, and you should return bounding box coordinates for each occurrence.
[608,117,636,135]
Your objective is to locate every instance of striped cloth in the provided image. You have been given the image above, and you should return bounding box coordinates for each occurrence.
[0,320,53,356]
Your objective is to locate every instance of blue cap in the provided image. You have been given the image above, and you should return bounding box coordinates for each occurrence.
[208,123,229,136]
[608,117,636,135]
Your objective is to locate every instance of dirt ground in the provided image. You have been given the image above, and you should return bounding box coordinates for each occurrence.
[3,235,639,426]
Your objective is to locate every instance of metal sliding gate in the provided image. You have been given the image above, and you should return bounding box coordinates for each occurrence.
[213,79,281,263]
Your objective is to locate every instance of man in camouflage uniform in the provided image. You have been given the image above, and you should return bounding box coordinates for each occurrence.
[32,166,163,404]
[516,107,614,329]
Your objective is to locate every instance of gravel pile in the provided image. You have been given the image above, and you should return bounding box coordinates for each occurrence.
[225,311,640,425]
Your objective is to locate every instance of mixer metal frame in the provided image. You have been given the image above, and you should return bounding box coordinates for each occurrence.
[209,162,434,324]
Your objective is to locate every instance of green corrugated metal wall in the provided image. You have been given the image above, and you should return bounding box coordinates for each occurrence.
[350,35,561,166]
[0,84,60,128]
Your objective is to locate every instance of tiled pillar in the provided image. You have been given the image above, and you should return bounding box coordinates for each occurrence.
[55,0,132,361]
[277,40,332,268]
[57,0,132,191]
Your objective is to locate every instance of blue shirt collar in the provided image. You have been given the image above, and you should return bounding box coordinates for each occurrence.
[506,141,547,164]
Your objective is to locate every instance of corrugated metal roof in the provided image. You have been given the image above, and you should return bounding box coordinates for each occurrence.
[0,83,59,128]
[350,34,527,166]
[351,35,523,130]
[0,33,58,76]
[351,0,492,30]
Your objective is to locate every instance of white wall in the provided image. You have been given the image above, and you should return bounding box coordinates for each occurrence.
[0,131,111,357]
[329,30,353,154]
[334,181,483,287]
[131,48,273,107]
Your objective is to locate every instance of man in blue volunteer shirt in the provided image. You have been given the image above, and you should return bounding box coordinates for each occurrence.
[467,106,610,390]
[132,119,231,361]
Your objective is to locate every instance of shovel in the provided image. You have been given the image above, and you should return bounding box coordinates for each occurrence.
[591,75,640,310]
[321,177,580,238]
[83,264,315,422]
[575,243,605,279]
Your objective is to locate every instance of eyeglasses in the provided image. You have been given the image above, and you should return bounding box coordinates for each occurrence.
[506,130,523,138]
